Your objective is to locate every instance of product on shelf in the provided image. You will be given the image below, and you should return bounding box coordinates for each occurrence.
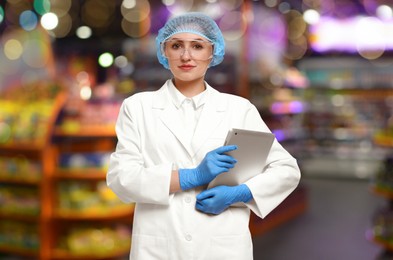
[0,185,40,216]
[372,206,393,245]
[0,220,39,251]
[375,154,393,191]
[0,100,56,145]
[58,100,121,133]
[59,152,111,170]
[57,181,132,215]
[57,224,131,256]
[0,156,42,181]
[0,81,62,145]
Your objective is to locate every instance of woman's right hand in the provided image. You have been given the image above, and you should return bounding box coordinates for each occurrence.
[178,145,238,190]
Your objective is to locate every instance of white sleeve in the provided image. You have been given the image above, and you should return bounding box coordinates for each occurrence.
[106,98,173,205]
[243,104,301,218]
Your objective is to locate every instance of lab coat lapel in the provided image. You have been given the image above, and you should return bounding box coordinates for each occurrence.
[153,82,194,157]
[191,86,227,157]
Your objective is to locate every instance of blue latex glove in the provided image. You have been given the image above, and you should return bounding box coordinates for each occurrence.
[179,145,238,191]
[195,184,253,215]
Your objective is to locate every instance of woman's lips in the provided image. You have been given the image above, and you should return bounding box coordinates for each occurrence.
[179,64,195,70]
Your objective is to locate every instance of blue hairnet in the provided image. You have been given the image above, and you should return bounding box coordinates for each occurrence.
[156,12,225,69]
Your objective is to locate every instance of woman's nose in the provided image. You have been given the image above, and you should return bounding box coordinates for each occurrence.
[180,48,192,60]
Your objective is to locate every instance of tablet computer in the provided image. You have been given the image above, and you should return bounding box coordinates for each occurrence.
[208,128,275,188]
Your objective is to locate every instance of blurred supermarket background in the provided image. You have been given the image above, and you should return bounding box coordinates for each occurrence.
[1,0,393,259]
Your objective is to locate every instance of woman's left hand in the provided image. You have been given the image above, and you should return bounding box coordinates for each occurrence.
[195,184,252,215]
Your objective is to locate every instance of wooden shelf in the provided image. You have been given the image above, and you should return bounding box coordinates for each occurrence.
[374,133,393,147]
[53,206,134,221]
[370,185,393,200]
[0,142,46,153]
[370,234,393,252]
[0,245,39,258]
[54,168,107,180]
[0,176,41,185]
[54,125,116,138]
[0,212,39,222]
[51,247,130,260]
[0,92,67,260]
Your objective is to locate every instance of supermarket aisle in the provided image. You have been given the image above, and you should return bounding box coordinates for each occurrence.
[253,177,385,260]
[0,177,383,260]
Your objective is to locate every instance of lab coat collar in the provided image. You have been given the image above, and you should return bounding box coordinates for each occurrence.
[153,80,226,110]
[153,80,227,158]
[166,79,207,110]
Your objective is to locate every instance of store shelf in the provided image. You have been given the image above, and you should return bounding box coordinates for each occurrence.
[53,206,134,221]
[54,168,107,180]
[374,133,393,147]
[51,247,130,260]
[371,184,393,200]
[0,212,39,222]
[0,143,46,153]
[50,122,132,260]
[0,176,40,185]
[0,90,67,260]
[0,245,38,258]
[369,126,393,255]
[369,233,393,252]
[54,125,116,138]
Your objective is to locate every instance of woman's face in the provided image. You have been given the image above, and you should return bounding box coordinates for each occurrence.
[163,33,213,83]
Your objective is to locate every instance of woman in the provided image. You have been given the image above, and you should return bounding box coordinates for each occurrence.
[107,12,300,260]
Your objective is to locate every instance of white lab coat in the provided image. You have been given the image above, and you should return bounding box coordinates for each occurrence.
[107,80,300,260]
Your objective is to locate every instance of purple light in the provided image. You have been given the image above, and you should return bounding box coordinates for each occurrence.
[310,16,393,52]
[270,100,304,115]
[272,129,285,142]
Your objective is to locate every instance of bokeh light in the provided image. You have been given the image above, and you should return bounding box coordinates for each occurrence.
[288,16,307,40]
[33,0,50,15]
[162,0,175,6]
[5,0,32,26]
[121,0,151,23]
[0,6,4,24]
[98,52,114,68]
[278,2,291,13]
[19,10,38,31]
[82,0,116,30]
[4,39,23,60]
[377,5,393,20]
[219,11,246,41]
[22,38,50,68]
[285,35,308,60]
[303,9,320,25]
[40,12,59,30]
[200,1,223,19]
[121,16,151,38]
[114,55,128,68]
[220,0,244,12]
[165,0,194,15]
[80,86,92,100]
[264,0,278,8]
[122,0,136,9]
[76,26,93,39]
[49,13,72,38]
[49,0,72,17]
[356,17,385,59]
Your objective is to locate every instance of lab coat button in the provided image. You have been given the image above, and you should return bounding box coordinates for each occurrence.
[185,234,192,241]
[184,196,191,203]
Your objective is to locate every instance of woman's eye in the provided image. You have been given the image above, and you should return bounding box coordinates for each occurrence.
[171,43,183,49]
[193,44,203,50]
